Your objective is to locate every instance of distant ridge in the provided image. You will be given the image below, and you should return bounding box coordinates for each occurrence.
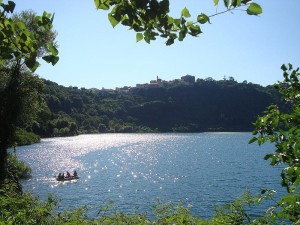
[27,77,280,137]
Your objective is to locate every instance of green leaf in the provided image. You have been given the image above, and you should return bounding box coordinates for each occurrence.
[281,64,287,71]
[94,0,110,10]
[16,21,26,31]
[165,38,174,46]
[136,33,143,43]
[108,14,119,28]
[25,58,40,72]
[20,32,28,41]
[42,55,59,66]
[2,1,16,13]
[197,14,210,24]
[223,0,229,8]
[174,19,181,27]
[242,0,251,4]
[167,16,174,25]
[144,31,151,44]
[47,43,58,56]
[150,31,158,40]
[264,154,274,161]
[232,0,242,7]
[247,3,262,15]
[181,7,191,18]
[42,11,52,20]
[159,0,169,14]
[248,137,257,144]
[213,0,219,6]
[178,31,185,41]
[257,136,268,145]
[189,25,201,36]
[50,12,55,23]
[94,0,100,8]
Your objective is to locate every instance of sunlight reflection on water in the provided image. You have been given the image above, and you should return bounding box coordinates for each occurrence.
[17,133,283,219]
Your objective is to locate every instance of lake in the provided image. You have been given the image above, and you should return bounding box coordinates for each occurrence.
[16,133,283,219]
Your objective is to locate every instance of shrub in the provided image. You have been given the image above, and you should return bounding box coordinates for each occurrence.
[7,153,32,179]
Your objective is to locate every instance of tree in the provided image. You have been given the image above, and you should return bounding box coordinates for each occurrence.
[11,10,57,58]
[94,0,262,45]
[250,64,300,223]
[0,1,59,183]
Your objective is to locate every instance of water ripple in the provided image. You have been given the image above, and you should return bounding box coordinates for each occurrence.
[17,133,283,219]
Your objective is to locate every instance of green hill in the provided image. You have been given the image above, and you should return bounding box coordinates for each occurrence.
[27,76,280,138]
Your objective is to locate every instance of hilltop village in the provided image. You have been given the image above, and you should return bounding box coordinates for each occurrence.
[101,75,196,93]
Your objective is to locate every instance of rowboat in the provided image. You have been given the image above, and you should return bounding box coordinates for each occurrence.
[56,176,79,181]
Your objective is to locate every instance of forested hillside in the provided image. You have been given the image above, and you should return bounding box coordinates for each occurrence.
[26,77,280,138]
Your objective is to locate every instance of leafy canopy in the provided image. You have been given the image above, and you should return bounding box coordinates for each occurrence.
[0,0,59,183]
[250,64,300,223]
[250,64,300,193]
[94,0,262,45]
[0,0,59,71]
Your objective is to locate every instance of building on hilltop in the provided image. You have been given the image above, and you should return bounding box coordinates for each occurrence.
[150,76,162,84]
[116,86,132,93]
[181,75,195,84]
[101,87,115,93]
[135,75,195,89]
[136,83,148,88]
[157,76,162,83]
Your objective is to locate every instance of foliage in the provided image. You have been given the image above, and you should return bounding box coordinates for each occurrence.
[0,184,289,225]
[250,64,300,223]
[0,68,41,147]
[34,78,279,137]
[7,152,32,179]
[94,0,262,45]
[0,66,44,181]
[0,1,59,182]
[212,190,276,224]
[11,9,57,58]
[0,184,59,225]
[14,128,40,146]
[0,1,59,71]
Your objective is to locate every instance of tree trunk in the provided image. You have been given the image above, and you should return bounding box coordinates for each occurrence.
[0,65,21,184]
[0,147,8,184]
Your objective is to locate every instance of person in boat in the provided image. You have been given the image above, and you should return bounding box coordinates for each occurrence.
[73,170,78,177]
[58,173,62,179]
[66,171,71,178]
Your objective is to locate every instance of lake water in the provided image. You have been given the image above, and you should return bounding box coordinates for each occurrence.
[16,133,284,219]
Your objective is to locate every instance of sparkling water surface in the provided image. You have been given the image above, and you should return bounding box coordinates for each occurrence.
[16,133,283,219]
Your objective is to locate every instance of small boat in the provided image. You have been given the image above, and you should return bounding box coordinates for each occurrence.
[56,175,79,181]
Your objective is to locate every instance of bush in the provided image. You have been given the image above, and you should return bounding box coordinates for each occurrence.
[7,153,32,179]
[0,185,280,225]
[14,129,40,146]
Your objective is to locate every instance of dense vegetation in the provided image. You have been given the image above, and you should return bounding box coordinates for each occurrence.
[0,182,286,224]
[27,77,280,139]
[0,1,58,183]
[249,64,300,223]
[3,1,300,224]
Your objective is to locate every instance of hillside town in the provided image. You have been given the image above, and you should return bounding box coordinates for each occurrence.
[101,75,196,93]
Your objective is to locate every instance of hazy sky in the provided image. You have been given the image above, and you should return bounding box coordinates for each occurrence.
[12,1,300,89]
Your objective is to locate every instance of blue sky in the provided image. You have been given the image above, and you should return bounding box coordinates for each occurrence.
[12,1,300,89]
